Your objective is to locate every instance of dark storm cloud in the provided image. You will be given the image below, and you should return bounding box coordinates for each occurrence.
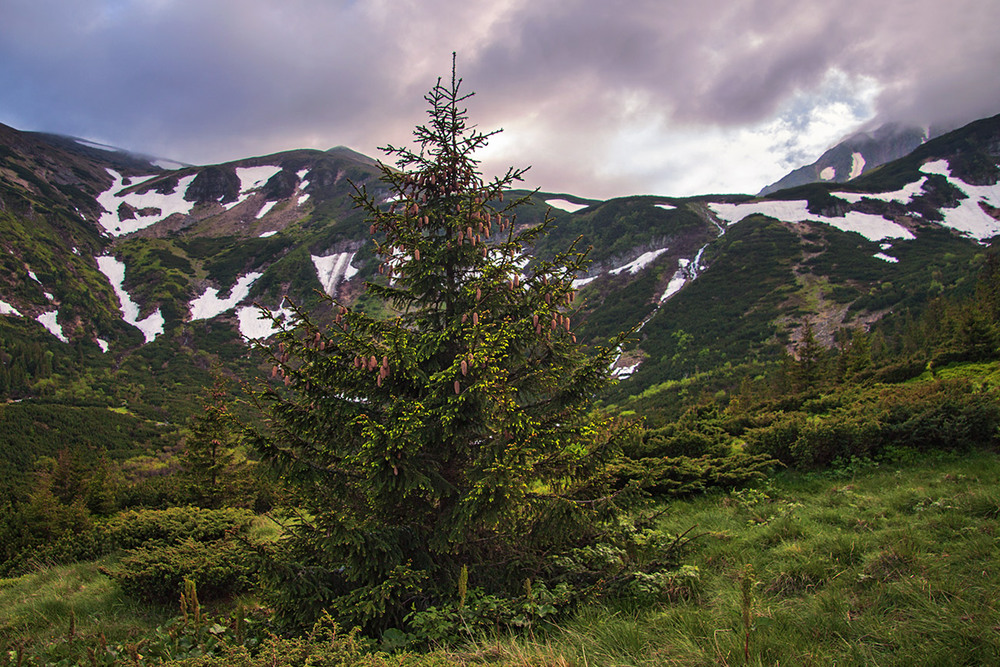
[1,0,998,196]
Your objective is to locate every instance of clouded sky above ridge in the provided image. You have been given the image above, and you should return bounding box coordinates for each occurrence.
[2,0,998,199]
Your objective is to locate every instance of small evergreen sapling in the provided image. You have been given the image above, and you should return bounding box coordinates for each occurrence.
[247,60,635,632]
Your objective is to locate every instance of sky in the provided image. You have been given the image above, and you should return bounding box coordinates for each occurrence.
[1,0,998,200]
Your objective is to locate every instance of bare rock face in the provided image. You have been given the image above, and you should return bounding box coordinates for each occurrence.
[759,124,928,196]
[263,169,298,201]
[184,166,240,204]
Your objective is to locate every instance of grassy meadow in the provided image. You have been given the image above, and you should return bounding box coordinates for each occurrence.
[4,448,998,666]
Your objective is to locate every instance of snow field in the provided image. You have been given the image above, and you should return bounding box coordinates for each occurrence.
[917,160,1000,242]
[707,200,915,242]
[35,311,68,343]
[224,165,285,211]
[256,201,278,219]
[609,248,669,275]
[545,199,588,213]
[189,272,263,321]
[97,169,197,236]
[95,255,164,342]
[0,299,22,316]
[237,302,295,340]
[834,177,927,204]
[311,252,359,296]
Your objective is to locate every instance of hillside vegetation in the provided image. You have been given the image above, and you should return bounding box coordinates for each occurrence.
[2,81,1000,665]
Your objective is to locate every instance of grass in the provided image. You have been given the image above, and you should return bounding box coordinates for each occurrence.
[458,449,1000,666]
[4,451,1000,665]
[0,556,171,648]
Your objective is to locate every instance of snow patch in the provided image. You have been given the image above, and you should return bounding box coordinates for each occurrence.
[546,199,588,213]
[820,166,836,181]
[918,160,1000,241]
[609,248,669,275]
[44,292,54,301]
[849,152,866,180]
[874,253,899,263]
[660,271,688,302]
[297,193,311,206]
[96,255,165,342]
[612,362,640,379]
[256,200,278,219]
[222,165,285,211]
[28,270,40,283]
[572,275,598,289]
[707,200,915,242]
[312,252,359,296]
[0,299,22,316]
[97,169,196,236]
[236,165,282,192]
[237,302,295,340]
[654,203,676,211]
[189,272,263,321]
[919,159,951,176]
[36,311,68,343]
[834,177,927,204]
[96,338,109,353]
[259,231,278,238]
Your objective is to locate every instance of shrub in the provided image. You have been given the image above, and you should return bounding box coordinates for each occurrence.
[104,537,256,603]
[0,506,255,576]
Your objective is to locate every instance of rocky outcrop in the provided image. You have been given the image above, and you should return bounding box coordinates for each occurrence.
[183,166,240,203]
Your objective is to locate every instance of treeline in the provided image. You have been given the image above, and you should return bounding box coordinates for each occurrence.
[0,337,55,397]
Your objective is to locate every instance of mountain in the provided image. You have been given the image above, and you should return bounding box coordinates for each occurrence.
[758,122,931,196]
[0,113,998,429]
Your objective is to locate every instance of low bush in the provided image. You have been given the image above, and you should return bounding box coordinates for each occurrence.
[743,379,1000,468]
[103,537,257,603]
[1,506,255,576]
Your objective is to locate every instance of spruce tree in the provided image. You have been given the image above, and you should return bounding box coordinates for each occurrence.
[183,376,238,507]
[247,61,633,632]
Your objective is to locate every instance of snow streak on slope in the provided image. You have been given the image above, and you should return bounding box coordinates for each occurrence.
[609,248,669,275]
[311,252,359,297]
[97,169,197,236]
[708,200,915,242]
[546,199,588,213]
[849,152,866,179]
[96,255,165,342]
[834,178,928,204]
[189,272,263,320]
[0,299,22,316]
[224,165,284,210]
[256,201,278,219]
[918,160,1000,241]
[237,302,295,340]
[35,311,68,342]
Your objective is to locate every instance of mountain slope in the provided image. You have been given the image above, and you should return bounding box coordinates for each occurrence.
[0,113,997,423]
[758,122,929,196]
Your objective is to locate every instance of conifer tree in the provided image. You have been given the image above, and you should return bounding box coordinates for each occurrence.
[183,376,238,507]
[247,60,633,632]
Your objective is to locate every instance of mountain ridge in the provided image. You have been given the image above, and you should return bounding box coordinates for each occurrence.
[0,112,998,421]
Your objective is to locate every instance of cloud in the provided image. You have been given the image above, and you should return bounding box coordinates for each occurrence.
[0,0,997,197]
